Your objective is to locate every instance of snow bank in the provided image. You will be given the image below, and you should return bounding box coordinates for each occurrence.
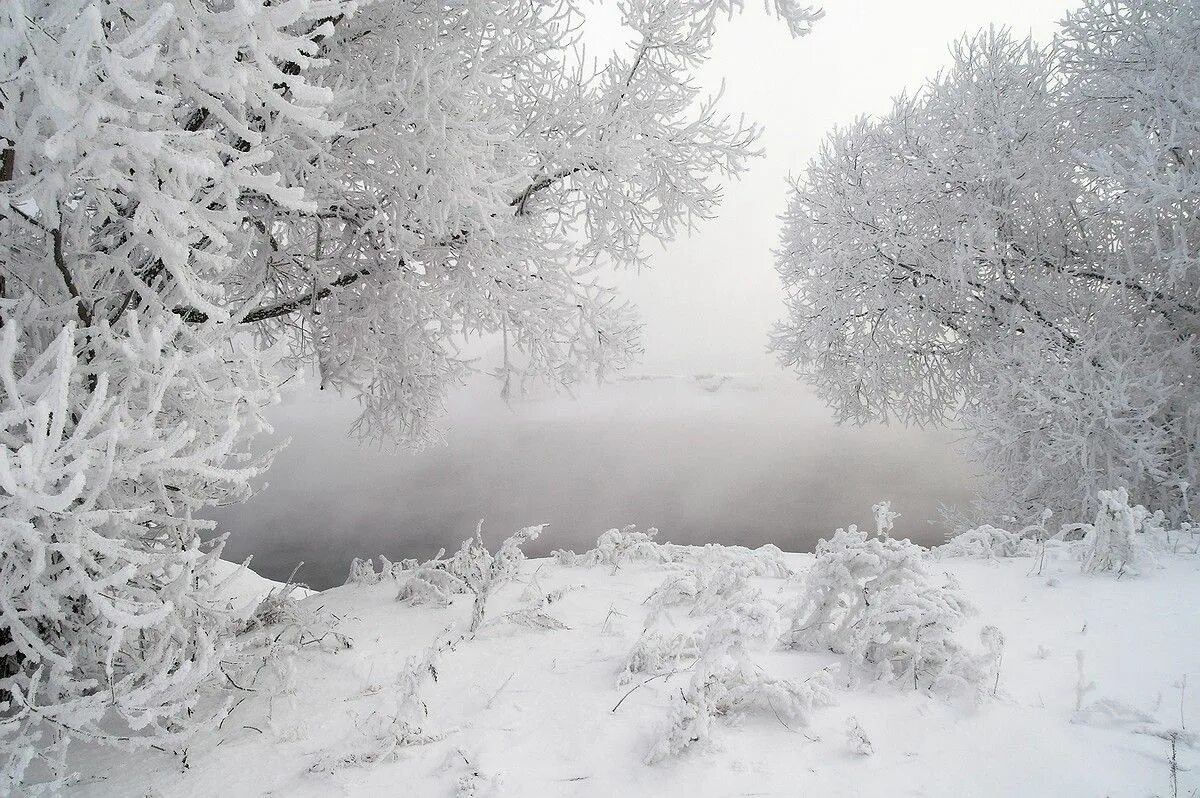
[59,533,1198,797]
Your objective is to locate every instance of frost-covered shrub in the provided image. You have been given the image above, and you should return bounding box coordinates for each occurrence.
[646,600,835,762]
[347,523,549,626]
[788,525,1000,694]
[493,572,580,631]
[446,523,546,633]
[1080,488,1158,576]
[873,501,899,538]
[681,543,792,579]
[643,557,769,624]
[846,716,874,755]
[233,582,351,735]
[346,557,390,586]
[938,525,1036,560]
[941,508,1059,560]
[395,565,464,609]
[555,528,791,578]
[553,525,663,570]
[311,633,461,773]
[239,583,349,656]
[617,631,702,687]
[0,320,276,790]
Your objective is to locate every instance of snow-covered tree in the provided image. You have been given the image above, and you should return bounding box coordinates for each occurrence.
[772,0,1199,523]
[0,0,821,786]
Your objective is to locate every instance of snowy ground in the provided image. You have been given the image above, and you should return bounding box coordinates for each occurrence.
[67,542,1198,797]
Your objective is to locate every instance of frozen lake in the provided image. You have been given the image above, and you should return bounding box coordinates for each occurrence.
[211,375,977,589]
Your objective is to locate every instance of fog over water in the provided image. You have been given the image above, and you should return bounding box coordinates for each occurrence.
[213,377,977,588]
[213,0,1071,589]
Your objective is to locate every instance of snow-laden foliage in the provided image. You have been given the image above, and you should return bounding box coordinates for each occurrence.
[311,632,462,774]
[554,525,664,570]
[1,0,819,785]
[938,510,1054,560]
[496,570,580,632]
[938,488,1192,573]
[1079,488,1161,577]
[845,716,874,756]
[938,525,1039,561]
[643,555,772,624]
[787,525,1001,695]
[0,318,275,790]
[616,630,702,687]
[555,526,791,577]
[446,523,545,634]
[629,541,830,760]
[394,562,465,610]
[772,0,1200,523]
[872,501,899,538]
[348,523,547,633]
[646,599,836,762]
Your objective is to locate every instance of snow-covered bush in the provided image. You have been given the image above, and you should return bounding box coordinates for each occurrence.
[1080,488,1159,576]
[0,319,276,790]
[555,527,791,578]
[873,501,899,538]
[616,631,703,687]
[646,600,835,762]
[643,557,770,624]
[846,716,874,756]
[446,523,546,634]
[938,525,1038,560]
[395,563,465,610]
[787,525,1000,695]
[492,571,580,632]
[312,633,462,773]
[345,524,552,627]
[553,526,664,570]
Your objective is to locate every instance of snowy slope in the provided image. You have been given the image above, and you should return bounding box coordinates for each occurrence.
[66,547,1198,797]
[210,559,315,609]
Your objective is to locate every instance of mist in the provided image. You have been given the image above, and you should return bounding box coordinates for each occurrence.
[212,377,975,588]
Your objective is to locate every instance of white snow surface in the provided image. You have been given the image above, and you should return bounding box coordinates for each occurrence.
[66,549,1198,797]
[210,559,315,609]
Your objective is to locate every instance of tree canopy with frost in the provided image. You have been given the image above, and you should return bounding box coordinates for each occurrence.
[772,0,1199,523]
[0,0,821,787]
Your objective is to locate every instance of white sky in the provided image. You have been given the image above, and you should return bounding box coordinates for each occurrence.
[615,0,1075,375]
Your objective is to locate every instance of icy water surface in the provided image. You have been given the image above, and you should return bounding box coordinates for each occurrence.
[211,376,976,589]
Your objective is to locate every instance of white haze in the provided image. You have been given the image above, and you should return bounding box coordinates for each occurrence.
[213,0,1074,588]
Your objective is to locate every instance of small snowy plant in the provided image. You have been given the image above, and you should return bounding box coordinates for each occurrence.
[646,600,835,762]
[846,716,874,756]
[496,570,580,631]
[873,501,899,538]
[1080,488,1157,576]
[312,633,462,774]
[555,527,791,578]
[447,523,546,634]
[616,631,703,687]
[788,523,1001,695]
[938,525,1035,560]
[553,525,664,570]
[644,559,761,622]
